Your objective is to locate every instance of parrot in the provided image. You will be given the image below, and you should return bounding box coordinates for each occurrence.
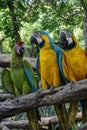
[2,41,40,130]
[59,30,87,124]
[30,30,69,130]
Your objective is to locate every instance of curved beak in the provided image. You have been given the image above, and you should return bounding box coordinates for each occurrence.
[20,43,25,53]
[30,32,43,45]
[59,30,73,46]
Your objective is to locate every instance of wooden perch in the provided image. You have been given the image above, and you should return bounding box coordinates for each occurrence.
[0,94,14,102]
[0,125,10,130]
[76,122,87,130]
[0,112,82,129]
[0,79,87,121]
[0,54,36,68]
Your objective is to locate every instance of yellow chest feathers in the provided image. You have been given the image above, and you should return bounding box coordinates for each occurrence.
[39,49,61,87]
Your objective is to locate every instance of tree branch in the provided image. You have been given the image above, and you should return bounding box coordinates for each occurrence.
[76,122,87,130]
[0,125,10,130]
[0,112,82,129]
[0,94,14,102]
[0,79,87,121]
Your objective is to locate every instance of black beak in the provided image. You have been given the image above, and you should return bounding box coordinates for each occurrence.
[60,32,66,42]
[30,36,38,45]
[59,31,69,49]
[21,46,25,53]
[19,45,25,57]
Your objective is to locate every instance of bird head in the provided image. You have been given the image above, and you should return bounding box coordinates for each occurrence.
[30,31,45,48]
[59,30,75,50]
[30,30,55,50]
[14,41,25,57]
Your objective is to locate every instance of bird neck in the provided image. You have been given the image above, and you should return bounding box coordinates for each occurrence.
[41,35,54,50]
[10,48,23,66]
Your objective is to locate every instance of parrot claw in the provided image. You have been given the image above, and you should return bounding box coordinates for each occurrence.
[49,86,54,94]
[36,88,50,99]
[36,86,56,100]
[36,88,44,99]
[70,81,76,87]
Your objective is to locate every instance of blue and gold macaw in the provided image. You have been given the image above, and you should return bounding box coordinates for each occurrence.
[2,41,40,130]
[59,30,87,125]
[30,30,68,130]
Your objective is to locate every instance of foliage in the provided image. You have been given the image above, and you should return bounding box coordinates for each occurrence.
[0,0,86,54]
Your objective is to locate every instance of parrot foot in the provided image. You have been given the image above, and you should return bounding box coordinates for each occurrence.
[36,86,56,100]
[36,88,44,100]
[70,81,76,87]
[49,86,54,94]
[36,88,50,99]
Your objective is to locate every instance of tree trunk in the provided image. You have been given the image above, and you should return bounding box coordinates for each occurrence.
[79,0,87,49]
[0,37,4,53]
[6,0,21,42]
[83,15,87,49]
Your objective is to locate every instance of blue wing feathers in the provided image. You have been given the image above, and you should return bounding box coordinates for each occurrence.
[23,61,37,92]
[55,46,67,85]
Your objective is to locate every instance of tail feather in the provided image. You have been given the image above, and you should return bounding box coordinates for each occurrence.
[68,101,78,129]
[27,109,40,130]
[54,104,68,130]
[81,100,87,123]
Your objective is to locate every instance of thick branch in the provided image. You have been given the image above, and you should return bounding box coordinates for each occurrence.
[0,94,14,102]
[0,54,36,68]
[0,79,87,120]
[0,112,82,129]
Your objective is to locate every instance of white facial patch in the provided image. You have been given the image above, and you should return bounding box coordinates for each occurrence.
[61,30,73,45]
[14,45,21,54]
[36,37,43,44]
[66,37,73,45]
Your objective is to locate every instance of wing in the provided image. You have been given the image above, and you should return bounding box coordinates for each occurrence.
[55,46,67,85]
[1,68,14,94]
[23,60,38,92]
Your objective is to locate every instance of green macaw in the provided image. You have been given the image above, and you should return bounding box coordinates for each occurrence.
[30,31,68,130]
[59,30,87,124]
[2,41,40,130]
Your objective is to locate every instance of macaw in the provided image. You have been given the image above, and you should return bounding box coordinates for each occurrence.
[2,41,40,130]
[30,31,68,130]
[59,30,87,124]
